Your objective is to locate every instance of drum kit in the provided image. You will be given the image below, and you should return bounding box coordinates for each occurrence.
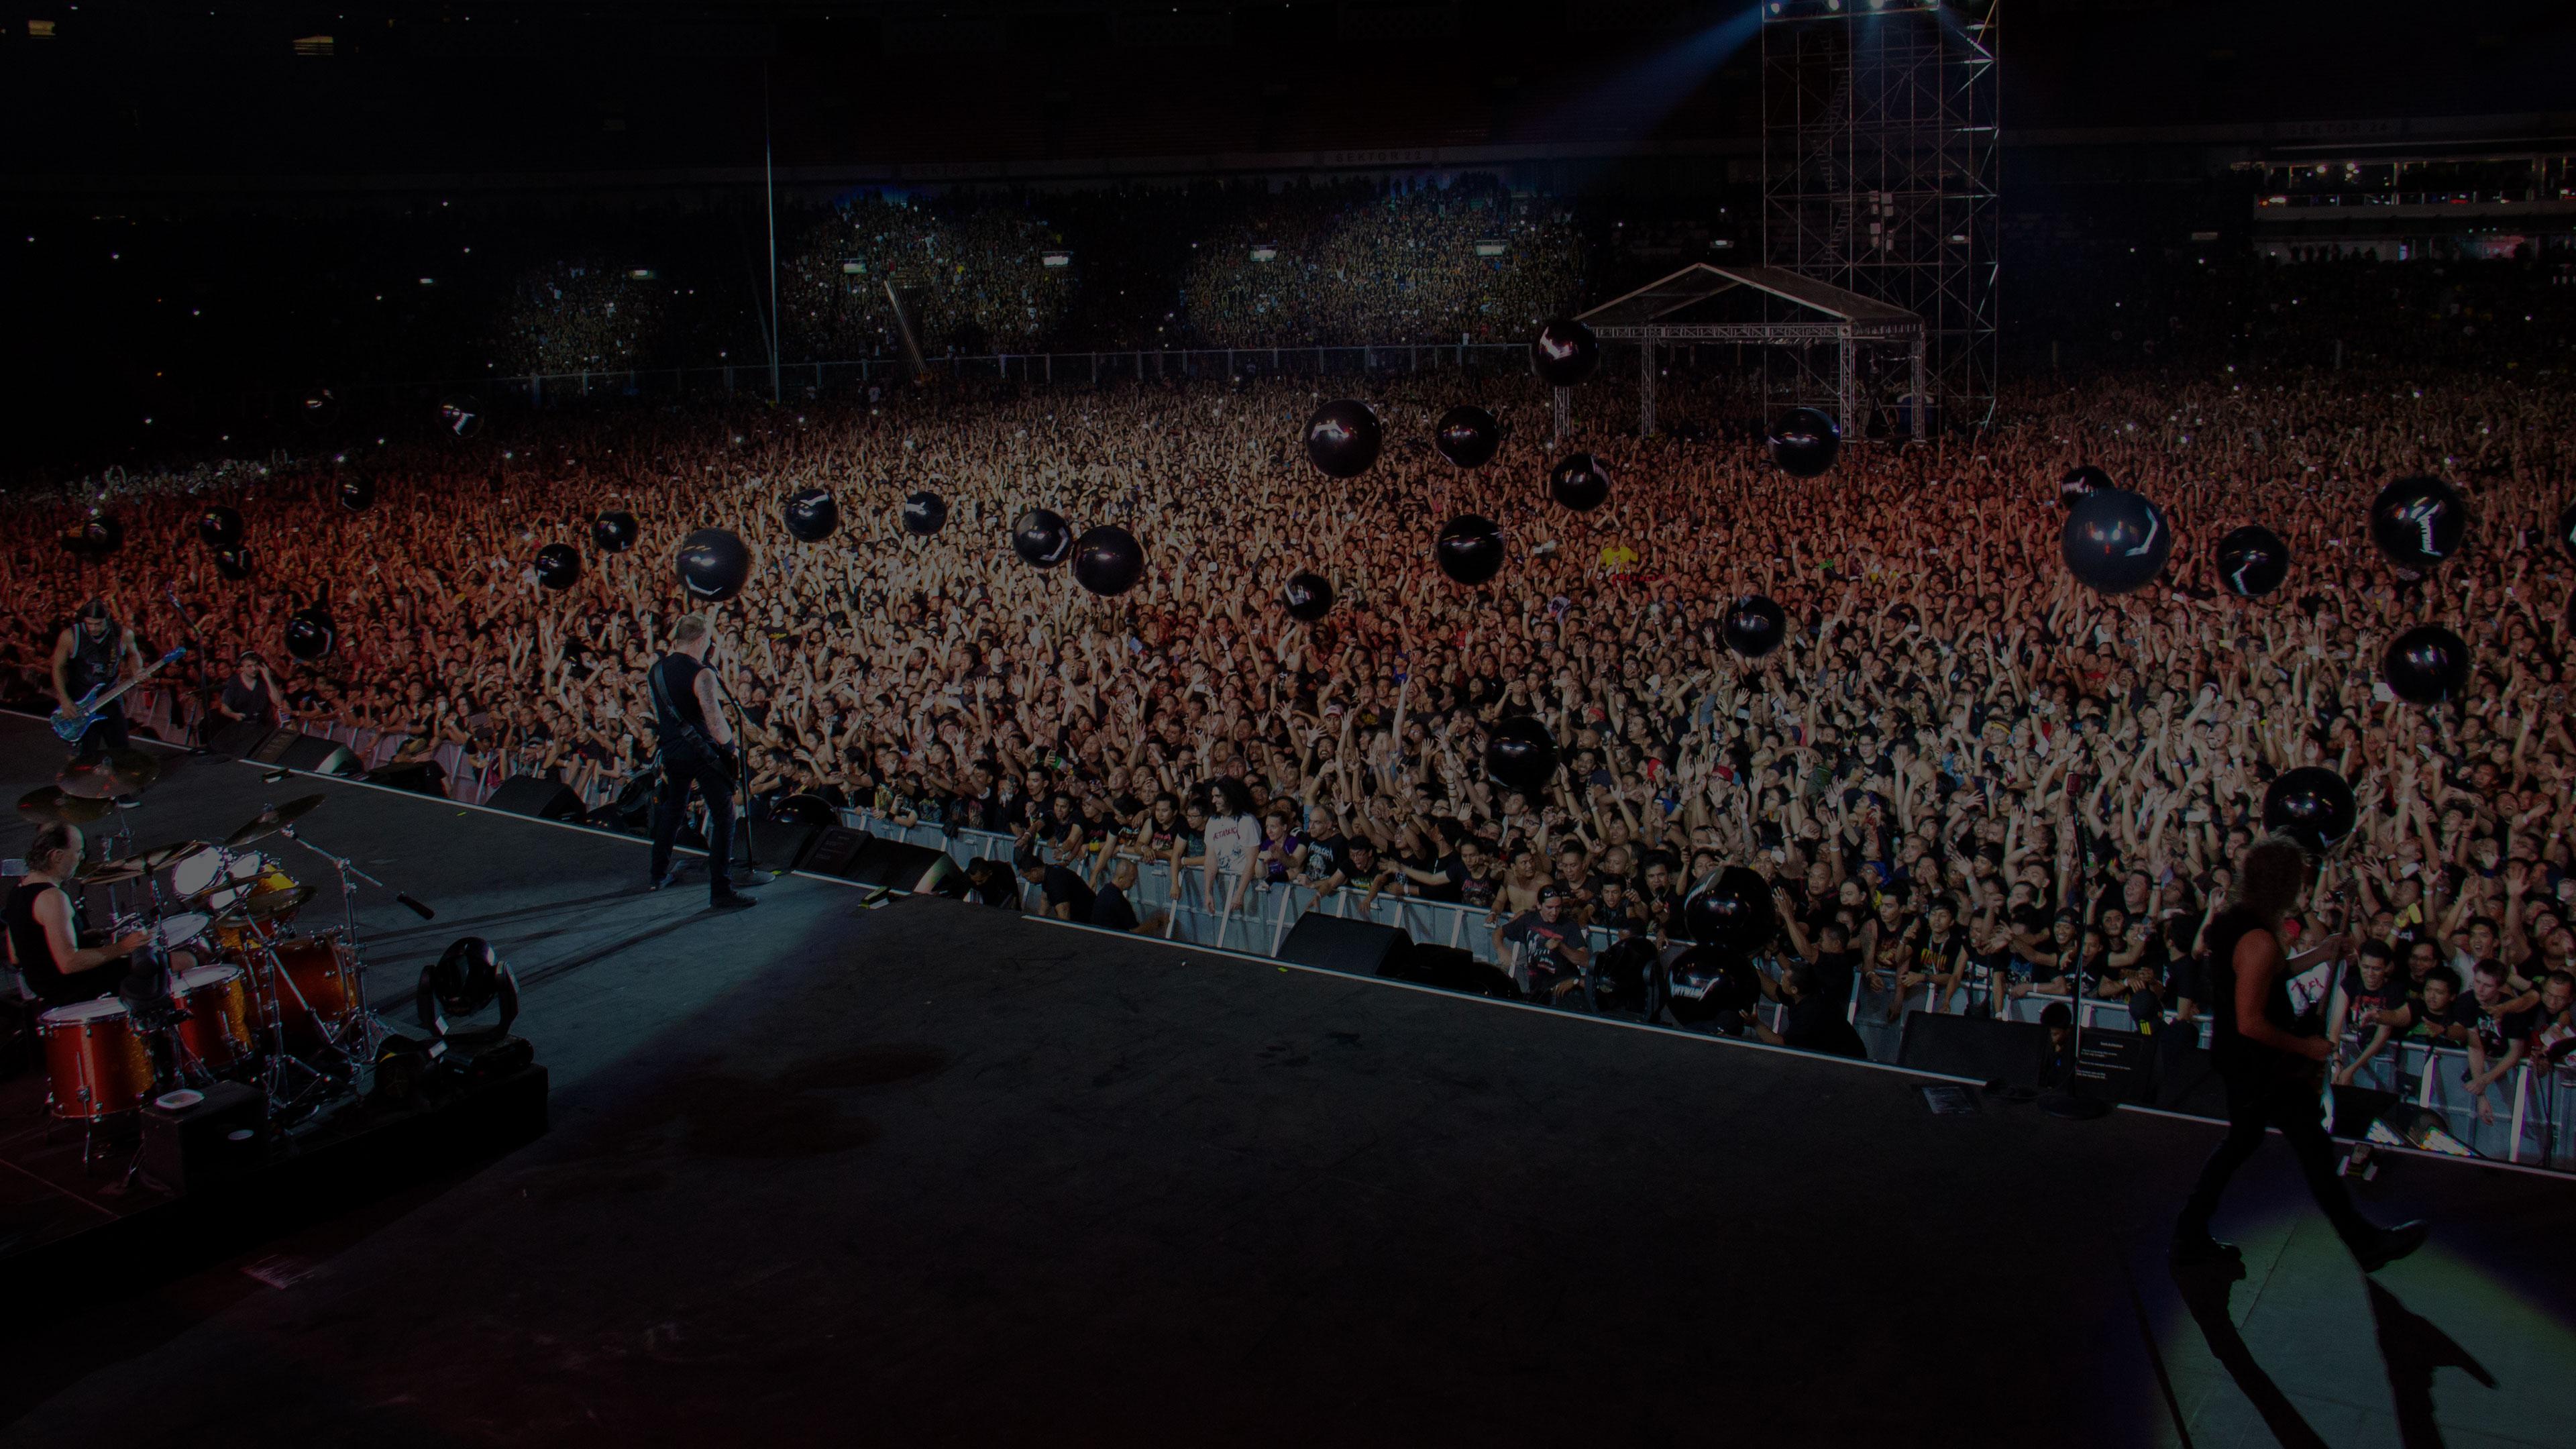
[17,751,390,1165]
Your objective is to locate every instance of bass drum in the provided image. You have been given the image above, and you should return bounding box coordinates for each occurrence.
[37,998,154,1121]
[258,934,360,1052]
[170,962,255,1071]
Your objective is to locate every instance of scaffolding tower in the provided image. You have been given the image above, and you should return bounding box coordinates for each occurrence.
[1762,0,1999,433]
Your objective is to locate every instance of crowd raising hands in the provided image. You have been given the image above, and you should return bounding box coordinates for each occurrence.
[11,296,2576,1118]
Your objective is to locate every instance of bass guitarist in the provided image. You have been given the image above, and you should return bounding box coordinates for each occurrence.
[52,598,148,754]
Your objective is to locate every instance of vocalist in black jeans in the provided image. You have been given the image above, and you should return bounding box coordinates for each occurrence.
[2175,837,2420,1270]
[646,613,757,910]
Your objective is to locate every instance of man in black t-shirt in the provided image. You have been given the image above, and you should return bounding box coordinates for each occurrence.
[963,857,1022,911]
[1018,853,1096,922]
[1755,961,1868,1059]
[1087,857,1167,935]
[1496,887,1591,1000]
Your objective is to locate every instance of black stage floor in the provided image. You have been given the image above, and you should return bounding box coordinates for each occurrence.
[3,717,2572,1448]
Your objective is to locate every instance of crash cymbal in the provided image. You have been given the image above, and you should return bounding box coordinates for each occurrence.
[215,883,315,923]
[222,794,327,849]
[130,839,212,873]
[74,857,149,886]
[57,749,160,800]
[16,785,113,826]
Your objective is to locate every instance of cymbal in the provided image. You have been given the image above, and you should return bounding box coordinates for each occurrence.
[74,857,149,886]
[16,786,113,826]
[215,884,315,923]
[57,749,160,800]
[131,839,212,873]
[223,794,327,849]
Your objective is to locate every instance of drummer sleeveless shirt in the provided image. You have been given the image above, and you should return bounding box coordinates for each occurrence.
[6,880,80,1005]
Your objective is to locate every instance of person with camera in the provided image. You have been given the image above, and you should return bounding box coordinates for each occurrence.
[645,612,756,909]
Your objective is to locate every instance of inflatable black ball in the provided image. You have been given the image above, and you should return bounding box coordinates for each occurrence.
[1012,508,1073,568]
[1548,453,1611,513]
[902,491,949,537]
[213,547,252,582]
[2383,624,2469,706]
[1768,407,1841,479]
[283,607,335,662]
[1721,594,1788,659]
[2059,465,2112,508]
[2061,487,2172,596]
[1683,865,1779,959]
[66,511,123,557]
[1282,572,1334,622]
[2263,767,2357,854]
[533,543,581,591]
[301,387,340,427]
[2215,524,2290,599]
[782,486,840,543]
[1304,399,1383,479]
[337,476,374,512]
[1435,515,1505,586]
[1434,405,1501,469]
[1072,525,1145,597]
[1483,716,1558,796]
[592,510,639,555]
[1666,946,1767,1020]
[2369,475,2467,572]
[1530,317,1601,388]
[197,505,244,552]
[676,527,752,603]
[437,401,482,439]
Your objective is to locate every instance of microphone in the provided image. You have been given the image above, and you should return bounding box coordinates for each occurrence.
[396,892,436,920]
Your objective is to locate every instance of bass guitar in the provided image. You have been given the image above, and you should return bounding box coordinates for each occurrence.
[53,645,189,743]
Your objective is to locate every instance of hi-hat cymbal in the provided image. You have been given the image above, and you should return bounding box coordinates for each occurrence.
[17,786,113,826]
[57,749,160,800]
[215,883,316,924]
[223,794,327,849]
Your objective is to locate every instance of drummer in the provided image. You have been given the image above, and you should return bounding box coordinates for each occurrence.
[6,823,150,1007]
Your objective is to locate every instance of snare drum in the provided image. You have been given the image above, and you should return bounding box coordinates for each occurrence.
[170,963,255,1071]
[259,934,360,1051]
[37,998,155,1121]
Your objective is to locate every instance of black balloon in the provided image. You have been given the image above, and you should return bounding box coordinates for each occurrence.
[2060,487,2173,596]
[1435,515,1505,586]
[1012,508,1073,568]
[1072,525,1145,597]
[2369,475,2467,572]
[2059,464,2112,508]
[212,547,252,582]
[1434,405,1500,469]
[301,387,340,427]
[2383,624,2469,706]
[1530,317,1600,388]
[1721,594,1788,659]
[2263,767,2357,853]
[437,400,482,439]
[1668,945,1766,1016]
[1768,407,1841,479]
[2215,524,2290,599]
[782,486,839,543]
[1683,866,1779,959]
[337,476,374,512]
[2557,500,2576,561]
[676,527,752,603]
[1282,572,1334,622]
[66,511,122,557]
[197,504,243,551]
[1483,716,1558,796]
[1303,399,1383,479]
[1547,452,1611,513]
[533,543,581,591]
[592,510,639,554]
[902,491,949,537]
[771,792,837,829]
[283,607,335,662]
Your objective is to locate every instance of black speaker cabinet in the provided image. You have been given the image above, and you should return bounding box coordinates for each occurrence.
[486,775,586,821]
[1278,913,1414,979]
[140,1080,269,1193]
[1894,1012,2053,1089]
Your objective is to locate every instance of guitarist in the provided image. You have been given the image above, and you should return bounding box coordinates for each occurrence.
[645,613,756,910]
[51,598,147,754]
[2174,837,2426,1271]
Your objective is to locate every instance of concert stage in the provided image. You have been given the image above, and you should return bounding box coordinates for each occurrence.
[3,718,2572,1447]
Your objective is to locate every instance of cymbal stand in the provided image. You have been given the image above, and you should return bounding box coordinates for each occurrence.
[276,822,399,1061]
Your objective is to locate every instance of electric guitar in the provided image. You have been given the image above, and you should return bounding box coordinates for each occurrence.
[52,645,189,743]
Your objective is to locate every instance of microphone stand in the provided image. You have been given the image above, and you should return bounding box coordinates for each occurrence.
[702,647,771,885]
[2041,812,2112,1120]
[278,822,437,1069]
[166,584,217,753]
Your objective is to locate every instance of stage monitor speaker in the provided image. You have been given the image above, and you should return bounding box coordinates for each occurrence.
[745,818,818,874]
[364,759,448,798]
[486,775,585,821]
[1278,913,1413,979]
[2074,1028,2157,1106]
[1895,1012,2051,1089]
[250,731,360,776]
[1393,941,1518,999]
[802,825,873,878]
[205,719,278,759]
[140,1080,269,1193]
[2152,1042,2233,1118]
[806,830,961,898]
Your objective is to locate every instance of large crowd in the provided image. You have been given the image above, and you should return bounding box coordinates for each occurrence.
[10,258,2576,1157]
